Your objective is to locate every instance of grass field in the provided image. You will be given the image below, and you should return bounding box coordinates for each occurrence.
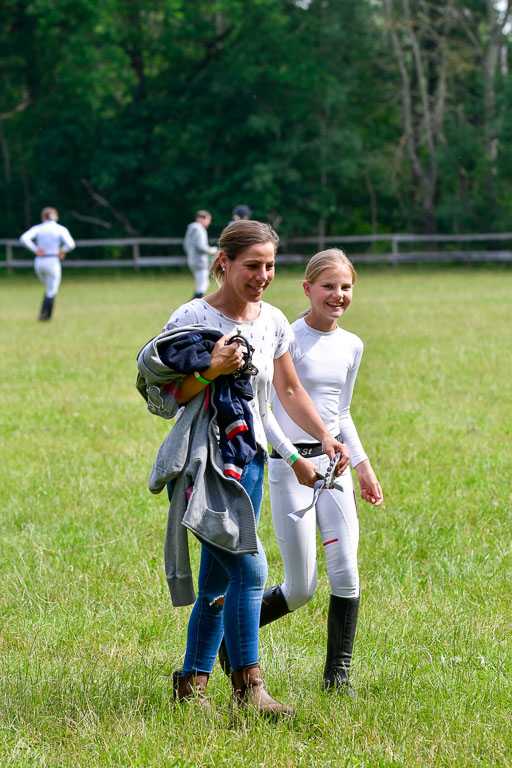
[1,266,511,767]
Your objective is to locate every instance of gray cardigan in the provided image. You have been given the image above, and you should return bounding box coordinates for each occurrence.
[137,325,258,607]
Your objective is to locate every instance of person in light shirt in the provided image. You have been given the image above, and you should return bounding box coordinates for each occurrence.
[164,221,348,716]
[263,248,383,694]
[183,210,217,299]
[19,207,75,321]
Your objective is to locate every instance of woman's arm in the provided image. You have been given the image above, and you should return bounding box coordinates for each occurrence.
[266,408,319,487]
[273,350,349,472]
[174,333,245,404]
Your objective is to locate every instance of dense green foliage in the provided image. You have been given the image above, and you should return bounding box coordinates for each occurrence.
[1,1,512,238]
[0,268,511,766]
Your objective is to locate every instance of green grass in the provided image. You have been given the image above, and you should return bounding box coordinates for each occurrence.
[1,266,511,767]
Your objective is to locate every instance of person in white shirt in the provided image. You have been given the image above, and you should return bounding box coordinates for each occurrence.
[264,248,383,693]
[19,207,75,321]
[165,221,348,716]
[183,210,217,299]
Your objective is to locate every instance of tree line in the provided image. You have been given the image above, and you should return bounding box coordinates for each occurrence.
[1,0,511,241]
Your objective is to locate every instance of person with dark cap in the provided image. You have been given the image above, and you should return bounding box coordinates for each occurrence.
[231,204,252,222]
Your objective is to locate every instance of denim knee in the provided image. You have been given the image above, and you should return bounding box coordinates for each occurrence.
[231,548,268,590]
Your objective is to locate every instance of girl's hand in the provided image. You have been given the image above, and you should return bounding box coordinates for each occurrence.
[355,460,383,506]
[291,456,319,488]
[205,334,245,379]
[321,436,350,474]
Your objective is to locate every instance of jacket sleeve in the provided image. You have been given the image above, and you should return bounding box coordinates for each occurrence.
[19,225,39,253]
[59,226,76,253]
[136,334,187,419]
[193,224,211,256]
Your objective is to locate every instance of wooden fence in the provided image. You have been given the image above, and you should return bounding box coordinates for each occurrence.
[2,232,512,273]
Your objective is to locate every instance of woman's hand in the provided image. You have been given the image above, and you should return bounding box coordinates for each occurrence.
[204,334,245,379]
[355,460,383,506]
[175,333,244,404]
[291,456,319,488]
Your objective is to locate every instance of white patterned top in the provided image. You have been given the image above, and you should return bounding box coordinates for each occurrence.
[165,298,291,451]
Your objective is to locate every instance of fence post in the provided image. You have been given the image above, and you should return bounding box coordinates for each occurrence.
[133,242,140,272]
[6,243,13,275]
[391,235,399,267]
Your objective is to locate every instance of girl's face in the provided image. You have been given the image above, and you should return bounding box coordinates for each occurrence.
[220,241,276,304]
[303,263,354,331]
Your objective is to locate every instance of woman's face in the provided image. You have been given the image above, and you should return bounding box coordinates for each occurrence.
[220,241,276,303]
[303,263,354,331]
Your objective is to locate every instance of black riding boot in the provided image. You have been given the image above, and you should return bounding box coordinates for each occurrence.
[260,584,291,627]
[322,594,360,693]
[38,295,54,321]
[218,584,291,675]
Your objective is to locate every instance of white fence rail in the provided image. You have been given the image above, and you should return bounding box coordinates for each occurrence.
[2,233,512,272]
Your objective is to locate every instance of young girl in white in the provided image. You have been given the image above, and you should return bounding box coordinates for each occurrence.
[265,248,383,692]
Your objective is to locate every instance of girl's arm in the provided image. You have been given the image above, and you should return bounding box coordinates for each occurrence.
[354,460,383,506]
[273,350,349,472]
[339,344,383,506]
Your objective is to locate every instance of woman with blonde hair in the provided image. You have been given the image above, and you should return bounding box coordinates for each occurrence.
[261,247,383,693]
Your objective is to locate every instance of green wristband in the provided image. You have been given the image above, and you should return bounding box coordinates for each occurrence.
[194,371,211,385]
[286,452,300,466]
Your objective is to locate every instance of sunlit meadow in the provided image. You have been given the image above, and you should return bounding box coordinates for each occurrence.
[1,265,511,767]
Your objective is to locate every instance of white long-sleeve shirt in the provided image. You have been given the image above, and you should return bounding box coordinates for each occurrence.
[267,317,368,468]
[19,220,75,256]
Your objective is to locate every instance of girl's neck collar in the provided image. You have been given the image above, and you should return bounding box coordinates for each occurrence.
[304,312,338,334]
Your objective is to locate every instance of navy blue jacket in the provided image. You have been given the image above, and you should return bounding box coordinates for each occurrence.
[159,329,257,479]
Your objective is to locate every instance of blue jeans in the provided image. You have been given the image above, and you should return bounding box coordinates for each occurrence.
[182,452,268,674]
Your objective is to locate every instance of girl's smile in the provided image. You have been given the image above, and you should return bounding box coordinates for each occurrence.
[303,264,354,332]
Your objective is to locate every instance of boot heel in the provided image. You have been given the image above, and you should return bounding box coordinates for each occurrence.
[172,669,182,700]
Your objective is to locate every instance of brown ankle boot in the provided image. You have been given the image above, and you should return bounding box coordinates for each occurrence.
[231,664,295,718]
[173,669,210,707]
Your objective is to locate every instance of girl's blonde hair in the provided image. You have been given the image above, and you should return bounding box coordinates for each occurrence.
[211,220,279,284]
[299,248,356,317]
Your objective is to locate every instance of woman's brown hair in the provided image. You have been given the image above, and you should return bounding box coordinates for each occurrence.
[211,220,279,284]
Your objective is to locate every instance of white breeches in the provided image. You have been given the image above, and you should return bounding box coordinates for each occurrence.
[187,254,210,296]
[34,256,61,298]
[268,453,359,609]
[192,266,210,295]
